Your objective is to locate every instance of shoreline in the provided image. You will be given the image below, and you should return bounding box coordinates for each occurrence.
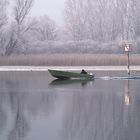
[0,66,139,71]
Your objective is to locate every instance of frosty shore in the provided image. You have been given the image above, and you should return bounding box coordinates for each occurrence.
[0,66,139,71]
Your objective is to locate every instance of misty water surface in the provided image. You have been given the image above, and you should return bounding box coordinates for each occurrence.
[0,71,140,140]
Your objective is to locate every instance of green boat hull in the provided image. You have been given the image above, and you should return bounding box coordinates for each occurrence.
[48,69,94,80]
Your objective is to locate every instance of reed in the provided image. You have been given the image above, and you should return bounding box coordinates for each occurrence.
[0,54,139,66]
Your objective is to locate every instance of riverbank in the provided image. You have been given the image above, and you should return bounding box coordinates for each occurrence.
[0,66,140,71]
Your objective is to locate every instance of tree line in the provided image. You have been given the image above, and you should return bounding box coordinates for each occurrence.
[0,0,57,55]
[64,0,140,41]
[0,0,140,55]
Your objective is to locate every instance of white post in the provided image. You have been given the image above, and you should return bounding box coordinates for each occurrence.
[125,44,131,76]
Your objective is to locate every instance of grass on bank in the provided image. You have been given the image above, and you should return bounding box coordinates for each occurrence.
[0,54,139,66]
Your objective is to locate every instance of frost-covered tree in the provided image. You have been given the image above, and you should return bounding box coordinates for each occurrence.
[130,0,140,38]
[64,0,89,41]
[14,0,34,33]
[0,0,7,29]
[4,0,34,55]
[64,0,140,42]
[32,15,57,41]
[0,0,8,55]
[64,0,119,41]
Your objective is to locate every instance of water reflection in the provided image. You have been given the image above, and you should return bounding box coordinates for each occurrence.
[8,95,29,140]
[124,80,130,106]
[50,79,94,87]
[0,72,140,140]
[61,80,140,140]
[0,72,57,140]
[61,83,122,140]
[0,99,7,134]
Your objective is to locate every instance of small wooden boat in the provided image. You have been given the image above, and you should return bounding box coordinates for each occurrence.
[48,69,94,80]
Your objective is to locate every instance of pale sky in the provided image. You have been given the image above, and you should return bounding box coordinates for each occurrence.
[31,0,66,25]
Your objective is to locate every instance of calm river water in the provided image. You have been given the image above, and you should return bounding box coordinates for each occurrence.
[0,71,140,140]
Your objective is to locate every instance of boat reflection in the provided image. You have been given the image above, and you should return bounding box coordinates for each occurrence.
[50,79,94,87]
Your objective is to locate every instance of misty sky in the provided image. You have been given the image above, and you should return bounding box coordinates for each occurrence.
[31,0,66,25]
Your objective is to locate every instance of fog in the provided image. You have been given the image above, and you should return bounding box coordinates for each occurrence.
[31,0,65,25]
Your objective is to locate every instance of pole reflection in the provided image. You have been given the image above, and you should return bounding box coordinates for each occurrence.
[124,80,130,106]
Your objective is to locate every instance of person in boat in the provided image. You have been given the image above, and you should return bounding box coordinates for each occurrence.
[81,69,87,74]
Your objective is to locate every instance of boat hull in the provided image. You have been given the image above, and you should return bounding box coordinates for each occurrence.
[48,69,94,80]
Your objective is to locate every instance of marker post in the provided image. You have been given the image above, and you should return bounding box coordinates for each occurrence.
[124,44,131,76]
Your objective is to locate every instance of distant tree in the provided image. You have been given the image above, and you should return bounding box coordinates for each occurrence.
[5,0,34,55]
[0,0,7,29]
[4,24,18,56]
[32,15,57,41]
[64,0,88,41]
[14,0,34,34]
[0,0,8,55]
[64,0,140,42]
[130,0,140,38]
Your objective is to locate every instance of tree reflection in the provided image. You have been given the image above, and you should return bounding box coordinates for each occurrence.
[0,72,57,140]
[0,79,10,135]
[62,91,121,140]
[8,95,29,140]
[61,80,140,140]
[0,106,7,134]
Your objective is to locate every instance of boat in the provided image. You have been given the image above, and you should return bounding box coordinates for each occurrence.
[48,69,94,80]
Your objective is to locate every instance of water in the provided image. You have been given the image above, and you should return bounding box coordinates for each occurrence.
[0,71,140,140]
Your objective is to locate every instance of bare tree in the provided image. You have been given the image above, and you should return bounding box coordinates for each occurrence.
[32,15,57,41]
[130,0,140,39]
[0,0,7,29]
[64,0,140,42]
[64,0,88,41]
[14,0,34,33]
[4,0,34,55]
[4,24,18,56]
[0,0,8,55]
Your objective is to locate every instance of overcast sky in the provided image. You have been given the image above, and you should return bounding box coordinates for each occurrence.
[31,0,66,25]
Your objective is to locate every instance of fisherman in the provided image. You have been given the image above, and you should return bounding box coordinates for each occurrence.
[81,69,87,74]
